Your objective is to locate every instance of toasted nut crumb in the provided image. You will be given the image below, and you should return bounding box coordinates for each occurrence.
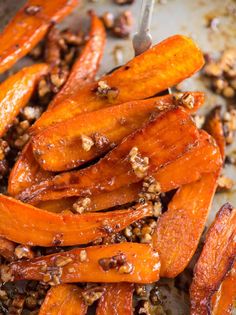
[73,197,91,214]
[79,249,88,262]
[174,92,195,109]
[81,135,94,151]
[135,284,147,297]
[82,287,105,306]
[95,81,119,101]
[55,256,72,267]
[98,253,127,271]
[153,201,162,217]
[217,175,234,191]
[118,262,133,274]
[140,233,152,244]
[25,5,41,15]
[102,11,115,29]
[112,11,133,38]
[14,245,34,259]
[129,147,149,178]
[0,265,13,282]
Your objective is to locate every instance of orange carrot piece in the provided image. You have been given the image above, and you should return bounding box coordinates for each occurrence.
[32,92,204,172]
[31,35,204,134]
[39,284,87,315]
[211,262,236,315]
[0,64,48,137]
[204,107,225,160]
[153,172,220,278]
[190,203,236,315]
[8,142,52,196]
[7,243,160,284]
[48,10,105,110]
[96,283,134,315]
[19,107,200,204]
[0,237,16,262]
[0,194,153,246]
[37,130,221,213]
[0,0,77,74]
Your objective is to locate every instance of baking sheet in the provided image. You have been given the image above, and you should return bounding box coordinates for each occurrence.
[0,0,236,314]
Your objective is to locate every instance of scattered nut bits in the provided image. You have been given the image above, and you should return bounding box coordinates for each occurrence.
[112,10,133,38]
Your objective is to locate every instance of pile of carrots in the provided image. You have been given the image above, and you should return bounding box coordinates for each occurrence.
[0,0,235,314]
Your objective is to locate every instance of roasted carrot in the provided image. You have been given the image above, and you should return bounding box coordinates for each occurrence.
[32,92,205,172]
[0,195,153,246]
[0,64,48,137]
[6,243,160,284]
[19,107,200,204]
[48,11,106,110]
[204,106,225,160]
[153,172,220,278]
[37,130,221,213]
[96,283,134,315]
[190,203,236,315]
[8,142,52,196]
[39,284,87,315]
[211,262,236,315]
[0,0,77,74]
[31,35,204,134]
[0,237,16,262]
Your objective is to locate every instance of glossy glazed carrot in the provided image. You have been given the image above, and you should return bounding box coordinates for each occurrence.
[211,262,236,315]
[48,11,106,110]
[153,172,220,278]
[0,64,48,137]
[204,107,225,160]
[19,107,200,204]
[39,284,87,315]
[32,92,205,172]
[190,203,236,315]
[96,283,134,315]
[0,0,77,74]
[0,195,153,246]
[31,35,204,134]
[0,237,16,262]
[7,243,160,284]
[37,130,221,213]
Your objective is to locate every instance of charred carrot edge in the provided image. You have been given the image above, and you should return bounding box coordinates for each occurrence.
[211,262,236,315]
[48,10,106,110]
[36,130,221,213]
[0,237,16,262]
[31,34,204,134]
[0,194,153,246]
[39,284,87,315]
[8,142,52,196]
[96,283,134,315]
[32,92,205,172]
[190,203,236,315]
[6,243,160,284]
[19,107,200,204]
[0,0,78,74]
[0,64,48,137]
[204,106,225,160]
[153,171,220,278]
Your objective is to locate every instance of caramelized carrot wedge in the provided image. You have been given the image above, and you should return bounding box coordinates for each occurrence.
[0,195,153,246]
[211,262,236,315]
[204,106,225,160]
[153,172,220,278]
[48,11,106,110]
[0,0,77,74]
[31,35,204,134]
[37,130,222,213]
[39,284,87,315]
[32,92,205,172]
[96,283,134,315]
[190,203,236,315]
[19,107,200,204]
[6,243,160,284]
[0,237,16,262]
[8,142,52,196]
[0,64,48,137]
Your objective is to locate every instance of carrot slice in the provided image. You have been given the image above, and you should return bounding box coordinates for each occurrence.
[0,0,77,74]
[0,237,16,262]
[7,243,160,284]
[0,64,48,137]
[96,283,134,315]
[211,262,236,315]
[37,130,221,213]
[48,11,106,110]
[0,195,153,246]
[204,106,225,160]
[153,172,220,278]
[39,284,87,315]
[19,107,200,204]
[190,203,236,315]
[31,34,204,134]
[32,92,204,172]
